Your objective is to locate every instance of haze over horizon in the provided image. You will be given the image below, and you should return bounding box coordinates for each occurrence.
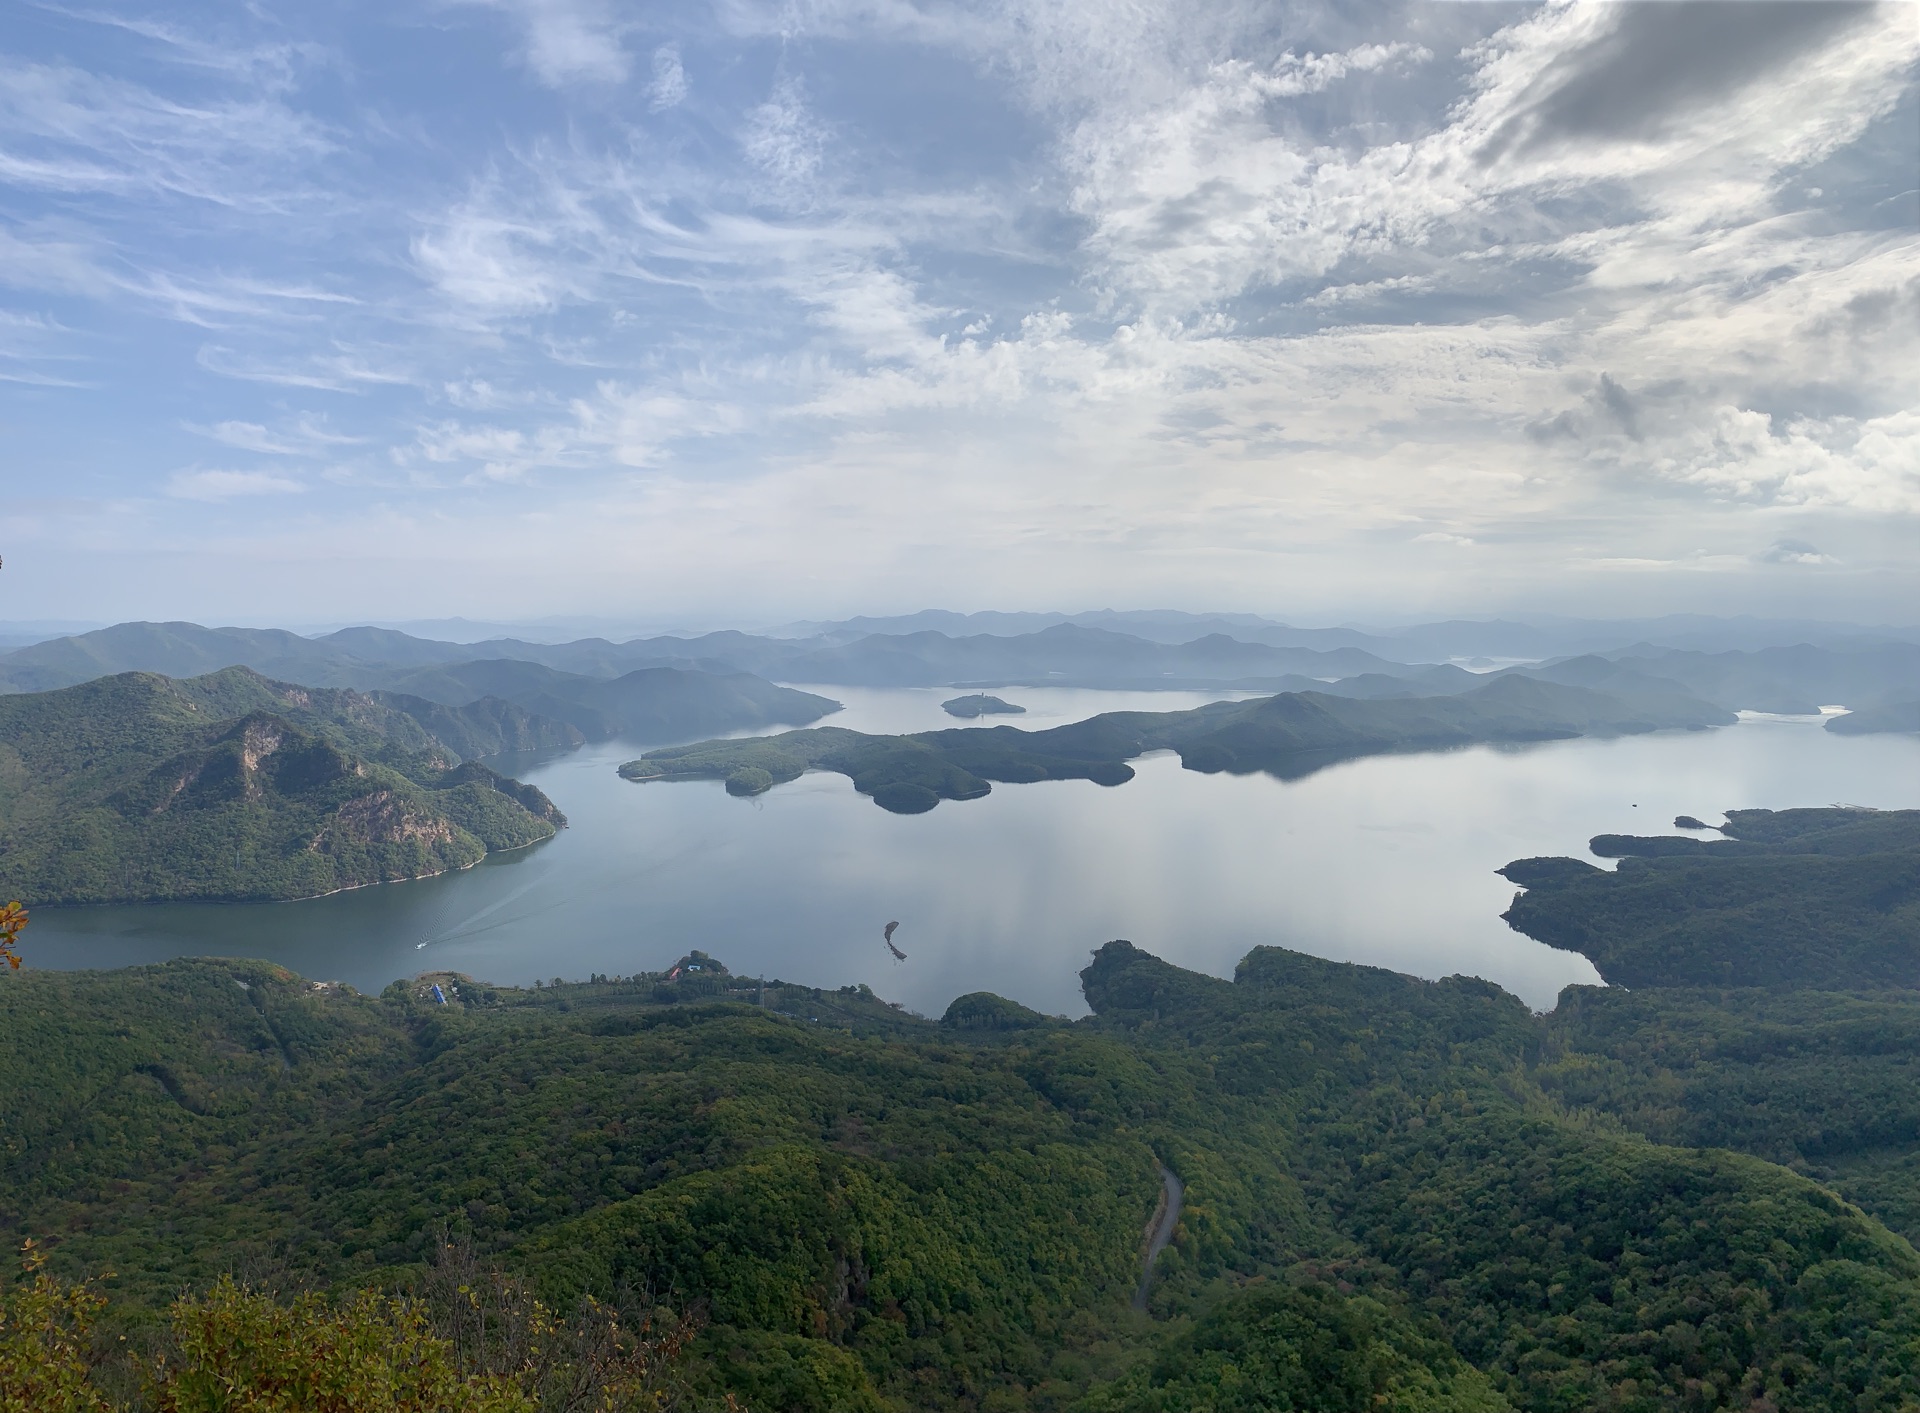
[3,1,1916,626]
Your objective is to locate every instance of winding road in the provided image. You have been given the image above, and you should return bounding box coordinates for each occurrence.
[1133,1163,1185,1311]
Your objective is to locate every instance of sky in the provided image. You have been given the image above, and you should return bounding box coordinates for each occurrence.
[1,0,1916,630]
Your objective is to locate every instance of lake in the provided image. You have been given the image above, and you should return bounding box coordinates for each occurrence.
[25,687,1920,1015]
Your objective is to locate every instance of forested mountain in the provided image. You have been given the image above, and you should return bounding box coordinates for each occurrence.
[366,688,585,757]
[623,675,1735,812]
[0,667,565,904]
[9,898,1920,1410]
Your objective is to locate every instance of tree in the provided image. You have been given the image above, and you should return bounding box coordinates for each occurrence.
[0,901,24,970]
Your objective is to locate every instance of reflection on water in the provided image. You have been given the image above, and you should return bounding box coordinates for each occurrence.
[27,687,1920,1015]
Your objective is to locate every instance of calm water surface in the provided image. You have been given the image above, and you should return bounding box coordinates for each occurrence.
[28,687,1920,1015]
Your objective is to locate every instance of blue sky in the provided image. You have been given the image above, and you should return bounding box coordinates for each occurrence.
[2,0,1916,628]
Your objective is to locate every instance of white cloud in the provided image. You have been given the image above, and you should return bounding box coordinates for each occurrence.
[649,44,689,110]
[194,420,298,455]
[455,0,631,85]
[1759,538,1837,567]
[166,468,305,501]
[189,416,363,456]
[1257,42,1431,99]
[195,345,415,391]
[0,224,116,298]
[0,58,332,208]
[742,74,829,192]
[1651,407,1920,515]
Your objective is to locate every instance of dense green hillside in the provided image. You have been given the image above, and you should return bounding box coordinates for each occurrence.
[0,668,565,904]
[1500,807,1920,988]
[623,676,1733,812]
[9,926,1920,1410]
[1500,804,1920,1258]
[1537,984,1920,1242]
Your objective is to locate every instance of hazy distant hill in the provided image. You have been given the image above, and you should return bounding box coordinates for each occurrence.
[1827,701,1920,735]
[774,608,1393,652]
[7,617,1917,712]
[1604,643,1920,713]
[0,619,1412,694]
[772,623,1410,686]
[367,658,841,740]
[625,675,1734,812]
[451,629,806,680]
[778,609,1920,657]
[0,667,565,904]
[0,621,377,693]
[389,624,1412,686]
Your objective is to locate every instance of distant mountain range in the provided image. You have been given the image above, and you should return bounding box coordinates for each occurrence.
[5,619,1918,721]
[773,608,1920,657]
[0,623,841,744]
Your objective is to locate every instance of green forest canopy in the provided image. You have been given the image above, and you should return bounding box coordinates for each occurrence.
[1500,807,1920,988]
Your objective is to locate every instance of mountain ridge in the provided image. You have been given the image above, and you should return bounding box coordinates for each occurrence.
[0,666,565,904]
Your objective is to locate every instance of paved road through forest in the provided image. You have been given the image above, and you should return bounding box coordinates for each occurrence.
[1133,1164,1185,1311]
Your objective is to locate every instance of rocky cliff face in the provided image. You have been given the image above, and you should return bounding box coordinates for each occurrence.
[0,671,562,904]
[313,790,457,852]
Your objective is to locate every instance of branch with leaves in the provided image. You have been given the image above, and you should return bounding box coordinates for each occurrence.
[0,901,24,970]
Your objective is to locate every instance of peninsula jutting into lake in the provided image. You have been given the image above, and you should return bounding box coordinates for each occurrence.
[622,674,1734,811]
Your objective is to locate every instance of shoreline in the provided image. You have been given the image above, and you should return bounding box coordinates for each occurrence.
[18,828,560,911]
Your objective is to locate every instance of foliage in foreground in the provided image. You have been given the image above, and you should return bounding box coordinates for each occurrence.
[0,900,21,970]
[0,1240,697,1413]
